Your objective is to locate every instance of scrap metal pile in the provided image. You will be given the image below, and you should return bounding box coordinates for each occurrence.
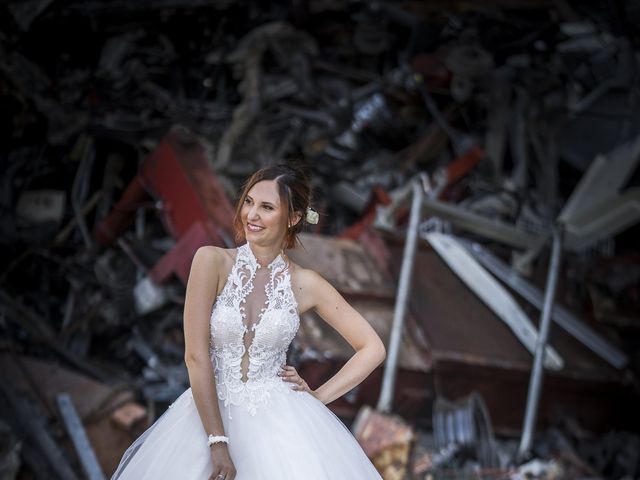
[1,1,639,479]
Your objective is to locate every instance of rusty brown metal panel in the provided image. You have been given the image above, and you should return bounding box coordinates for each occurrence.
[400,243,534,370]
[288,233,395,299]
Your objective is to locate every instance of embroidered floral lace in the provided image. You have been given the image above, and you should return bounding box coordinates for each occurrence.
[210,243,300,417]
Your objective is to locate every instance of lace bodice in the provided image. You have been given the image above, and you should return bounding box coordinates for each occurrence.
[210,243,300,417]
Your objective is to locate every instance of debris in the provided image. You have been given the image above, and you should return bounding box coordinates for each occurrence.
[15,190,66,225]
[215,21,318,171]
[511,458,563,480]
[559,135,640,252]
[351,405,413,480]
[433,392,498,468]
[54,190,102,245]
[0,289,109,381]
[133,276,168,315]
[109,402,148,434]
[1,2,639,478]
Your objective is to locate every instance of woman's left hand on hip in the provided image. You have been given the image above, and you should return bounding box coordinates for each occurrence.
[279,364,316,396]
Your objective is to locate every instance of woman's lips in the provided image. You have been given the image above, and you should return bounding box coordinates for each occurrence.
[246,223,264,232]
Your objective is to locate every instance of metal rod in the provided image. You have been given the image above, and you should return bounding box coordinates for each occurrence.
[377,181,422,413]
[421,196,541,249]
[518,227,563,459]
[56,393,106,480]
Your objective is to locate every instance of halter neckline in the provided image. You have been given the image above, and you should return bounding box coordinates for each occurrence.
[242,242,285,270]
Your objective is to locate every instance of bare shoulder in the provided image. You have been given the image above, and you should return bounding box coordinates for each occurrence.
[289,261,323,287]
[189,246,237,297]
[191,246,236,283]
[288,261,330,314]
[192,245,235,268]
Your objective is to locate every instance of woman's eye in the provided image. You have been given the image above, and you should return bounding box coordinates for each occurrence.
[244,198,251,204]
[264,205,273,211]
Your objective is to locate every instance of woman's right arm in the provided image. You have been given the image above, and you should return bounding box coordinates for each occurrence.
[183,246,236,480]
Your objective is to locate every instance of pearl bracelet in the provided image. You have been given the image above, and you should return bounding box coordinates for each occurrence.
[207,434,229,447]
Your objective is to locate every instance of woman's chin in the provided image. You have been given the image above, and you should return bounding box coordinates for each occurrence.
[245,228,264,238]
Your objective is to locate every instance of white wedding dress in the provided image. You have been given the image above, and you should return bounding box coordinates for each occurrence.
[112,243,382,479]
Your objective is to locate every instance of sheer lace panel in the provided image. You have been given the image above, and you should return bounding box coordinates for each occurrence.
[240,265,269,382]
[210,243,300,417]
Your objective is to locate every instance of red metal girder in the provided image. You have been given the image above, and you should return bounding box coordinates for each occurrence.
[139,126,234,245]
[94,127,234,249]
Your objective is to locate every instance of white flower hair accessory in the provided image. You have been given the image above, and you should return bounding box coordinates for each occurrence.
[306,208,319,225]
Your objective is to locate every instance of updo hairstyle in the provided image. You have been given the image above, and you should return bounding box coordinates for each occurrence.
[233,164,312,249]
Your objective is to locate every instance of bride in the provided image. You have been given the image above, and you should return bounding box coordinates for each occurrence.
[112,164,386,479]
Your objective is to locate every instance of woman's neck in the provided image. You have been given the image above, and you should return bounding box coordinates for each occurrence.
[246,241,282,267]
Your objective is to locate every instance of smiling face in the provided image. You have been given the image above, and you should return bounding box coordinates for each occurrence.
[233,165,309,249]
[240,180,288,247]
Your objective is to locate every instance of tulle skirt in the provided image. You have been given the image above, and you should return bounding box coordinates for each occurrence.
[111,382,382,479]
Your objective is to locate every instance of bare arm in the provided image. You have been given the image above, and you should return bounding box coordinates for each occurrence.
[298,270,386,405]
[183,246,235,479]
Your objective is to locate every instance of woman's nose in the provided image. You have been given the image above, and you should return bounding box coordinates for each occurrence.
[247,205,259,220]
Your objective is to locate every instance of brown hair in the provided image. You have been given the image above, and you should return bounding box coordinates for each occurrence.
[233,164,312,249]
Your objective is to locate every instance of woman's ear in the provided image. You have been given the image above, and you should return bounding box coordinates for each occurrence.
[290,212,303,228]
